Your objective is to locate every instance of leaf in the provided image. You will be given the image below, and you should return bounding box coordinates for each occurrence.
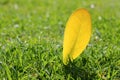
[63,8,91,65]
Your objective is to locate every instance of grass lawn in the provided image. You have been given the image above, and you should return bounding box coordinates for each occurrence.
[0,0,120,80]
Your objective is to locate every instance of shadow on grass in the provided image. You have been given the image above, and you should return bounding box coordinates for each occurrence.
[63,61,96,80]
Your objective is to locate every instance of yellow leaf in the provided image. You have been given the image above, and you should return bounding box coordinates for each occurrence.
[63,8,91,65]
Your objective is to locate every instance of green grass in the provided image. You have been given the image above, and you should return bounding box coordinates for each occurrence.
[0,0,120,80]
